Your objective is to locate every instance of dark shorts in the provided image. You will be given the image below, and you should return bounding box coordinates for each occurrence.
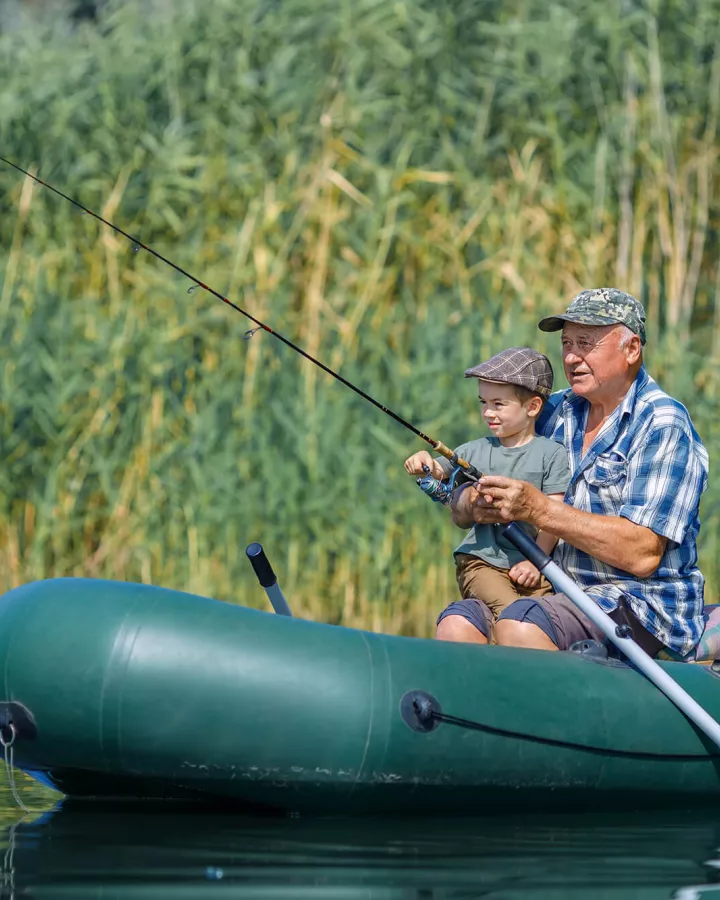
[437,598,494,638]
[499,594,665,656]
[438,593,664,656]
[437,594,558,642]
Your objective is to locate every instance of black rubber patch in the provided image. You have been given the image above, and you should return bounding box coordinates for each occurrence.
[400,690,442,733]
[0,701,37,742]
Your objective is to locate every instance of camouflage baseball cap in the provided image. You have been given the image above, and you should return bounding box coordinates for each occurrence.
[464,347,553,398]
[538,288,646,345]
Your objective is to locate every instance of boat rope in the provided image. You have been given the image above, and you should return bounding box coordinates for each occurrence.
[0,726,29,813]
[1,819,19,900]
[0,155,481,484]
[411,696,720,760]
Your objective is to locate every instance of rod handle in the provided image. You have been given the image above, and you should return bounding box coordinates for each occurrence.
[502,522,552,570]
[245,542,276,588]
[432,441,481,480]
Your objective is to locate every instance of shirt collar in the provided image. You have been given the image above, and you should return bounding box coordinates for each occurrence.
[617,365,648,419]
[562,366,648,475]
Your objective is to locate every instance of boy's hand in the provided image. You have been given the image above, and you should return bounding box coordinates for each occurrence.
[508,560,541,588]
[404,451,445,479]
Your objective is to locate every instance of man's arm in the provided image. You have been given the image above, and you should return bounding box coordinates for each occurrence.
[469,477,667,579]
[535,494,564,555]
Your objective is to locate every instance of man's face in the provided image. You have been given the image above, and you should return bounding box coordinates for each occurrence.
[561,322,636,399]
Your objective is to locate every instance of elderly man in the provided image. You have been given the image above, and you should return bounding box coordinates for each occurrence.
[443,288,708,658]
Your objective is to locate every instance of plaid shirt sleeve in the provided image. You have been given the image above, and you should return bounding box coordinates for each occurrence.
[619,417,708,545]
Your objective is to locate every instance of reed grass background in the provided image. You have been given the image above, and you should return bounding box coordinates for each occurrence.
[1,0,719,635]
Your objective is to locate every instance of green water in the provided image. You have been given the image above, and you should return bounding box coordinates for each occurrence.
[1,779,720,898]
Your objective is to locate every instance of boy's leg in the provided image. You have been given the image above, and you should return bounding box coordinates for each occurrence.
[436,600,491,644]
[435,555,524,644]
[519,574,554,598]
[456,554,525,620]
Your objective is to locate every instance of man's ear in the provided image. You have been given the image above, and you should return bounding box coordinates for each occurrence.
[625,335,643,364]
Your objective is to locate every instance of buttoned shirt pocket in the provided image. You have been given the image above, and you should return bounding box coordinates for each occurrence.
[583,452,627,508]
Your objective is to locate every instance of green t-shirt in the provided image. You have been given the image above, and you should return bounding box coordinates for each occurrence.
[437,436,570,570]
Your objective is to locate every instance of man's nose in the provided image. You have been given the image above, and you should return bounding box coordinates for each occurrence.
[563,347,582,364]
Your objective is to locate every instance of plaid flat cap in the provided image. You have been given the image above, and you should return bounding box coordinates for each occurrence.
[538,288,646,345]
[464,347,554,398]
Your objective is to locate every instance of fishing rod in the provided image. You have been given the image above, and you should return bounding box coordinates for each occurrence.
[0,155,480,504]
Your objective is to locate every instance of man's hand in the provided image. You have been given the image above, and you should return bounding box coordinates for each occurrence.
[451,476,548,530]
[508,559,542,588]
[472,476,548,526]
[404,451,445,479]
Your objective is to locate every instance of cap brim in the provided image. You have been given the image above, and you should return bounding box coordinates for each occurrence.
[464,367,513,381]
[537,312,622,332]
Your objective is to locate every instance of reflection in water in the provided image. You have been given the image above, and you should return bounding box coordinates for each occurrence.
[0,777,719,898]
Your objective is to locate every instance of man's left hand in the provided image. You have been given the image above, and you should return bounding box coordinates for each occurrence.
[472,476,547,526]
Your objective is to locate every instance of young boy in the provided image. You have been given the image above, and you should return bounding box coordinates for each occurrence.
[404,347,570,643]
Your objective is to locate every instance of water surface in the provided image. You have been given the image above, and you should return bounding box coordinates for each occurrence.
[1,773,720,898]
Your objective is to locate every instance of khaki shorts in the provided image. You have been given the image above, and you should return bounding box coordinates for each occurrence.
[455,552,553,621]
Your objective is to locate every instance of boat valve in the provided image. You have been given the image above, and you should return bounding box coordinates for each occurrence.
[400,690,443,733]
[0,702,37,744]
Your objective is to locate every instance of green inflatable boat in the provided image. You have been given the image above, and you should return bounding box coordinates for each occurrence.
[1,576,720,813]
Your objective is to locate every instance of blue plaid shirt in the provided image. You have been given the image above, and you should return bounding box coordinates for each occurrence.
[537,366,709,655]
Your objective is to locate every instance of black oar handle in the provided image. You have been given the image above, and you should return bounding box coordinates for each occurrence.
[502,523,551,570]
[245,542,277,588]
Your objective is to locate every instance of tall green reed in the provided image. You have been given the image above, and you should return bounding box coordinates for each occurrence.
[1,0,720,634]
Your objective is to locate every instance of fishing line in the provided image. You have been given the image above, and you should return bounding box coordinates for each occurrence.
[0,155,480,484]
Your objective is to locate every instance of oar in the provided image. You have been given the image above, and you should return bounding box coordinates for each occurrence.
[245,543,293,617]
[503,522,720,750]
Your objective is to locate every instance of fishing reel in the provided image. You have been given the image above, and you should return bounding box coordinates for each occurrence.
[416,464,474,506]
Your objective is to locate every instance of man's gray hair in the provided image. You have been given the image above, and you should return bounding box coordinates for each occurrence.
[617,324,637,349]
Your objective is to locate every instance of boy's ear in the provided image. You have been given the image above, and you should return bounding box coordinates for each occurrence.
[527,395,543,418]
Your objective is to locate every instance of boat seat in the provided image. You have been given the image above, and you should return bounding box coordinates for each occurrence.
[656,604,720,664]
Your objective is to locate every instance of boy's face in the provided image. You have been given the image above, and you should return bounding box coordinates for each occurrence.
[477,380,540,440]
